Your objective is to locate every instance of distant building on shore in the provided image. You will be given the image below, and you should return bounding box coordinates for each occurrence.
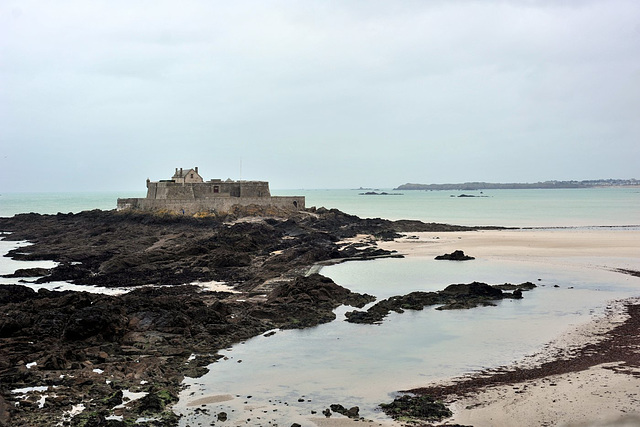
[117,167,305,214]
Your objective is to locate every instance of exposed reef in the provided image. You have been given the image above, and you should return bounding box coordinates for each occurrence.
[0,275,367,426]
[0,207,494,290]
[344,282,536,324]
[454,193,488,198]
[435,250,475,261]
[0,207,503,426]
[379,394,453,423]
[359,191,403,196]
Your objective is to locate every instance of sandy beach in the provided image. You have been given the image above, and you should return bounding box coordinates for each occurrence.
[378,228,640,266]
[447,363,640,427]
[373,228,640,426]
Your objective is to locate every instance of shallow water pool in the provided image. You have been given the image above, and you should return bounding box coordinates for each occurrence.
[175,255,640,425]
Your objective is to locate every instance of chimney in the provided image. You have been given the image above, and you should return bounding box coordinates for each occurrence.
[195,166,198,174]
[180,168,183,176]
[175,168,178,175]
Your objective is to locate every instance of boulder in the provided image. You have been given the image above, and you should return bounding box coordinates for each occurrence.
[380,394,452,421]
[435,250,475,261]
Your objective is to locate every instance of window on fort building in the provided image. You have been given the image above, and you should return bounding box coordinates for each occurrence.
[190,173,194,179]
[214,186,219,193]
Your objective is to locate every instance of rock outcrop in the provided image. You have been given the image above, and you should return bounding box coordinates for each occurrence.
[435,250,475,261]
[345,282,536,324]
[0,208,503,426]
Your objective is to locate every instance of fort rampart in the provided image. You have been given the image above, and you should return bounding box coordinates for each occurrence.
[117,168,305,214]
[117,195,305,215]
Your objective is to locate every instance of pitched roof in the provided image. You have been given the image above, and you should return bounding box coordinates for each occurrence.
[172,168,197,178]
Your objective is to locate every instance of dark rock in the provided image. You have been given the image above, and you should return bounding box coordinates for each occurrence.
[440,282,501,298]
[269,274,373,308]
[329,403,360,418]
[42,354,70,370]
[347,406,360,418]
[70,410,111,427]
[261,274,375,329]
[380,394,452,421]
[2,267,51,278]
[493,282,537,291]
[435,250,475,261]
[346,282,537,324]
[0,209,501,426]
[62,303,128,341]
[359,192,403,196]
[103,390,123,407]
[0,284,37,304]
[330,404,346,413]
[0,395,10,426]
[217,411,228,421]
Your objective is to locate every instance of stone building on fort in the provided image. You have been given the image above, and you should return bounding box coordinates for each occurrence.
[117,167,305,214]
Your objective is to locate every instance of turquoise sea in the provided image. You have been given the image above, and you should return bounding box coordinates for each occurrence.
[1,188,640,425]
[2,187,639,227]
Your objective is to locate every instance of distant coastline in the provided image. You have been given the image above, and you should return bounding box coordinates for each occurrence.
[395,179,639,191]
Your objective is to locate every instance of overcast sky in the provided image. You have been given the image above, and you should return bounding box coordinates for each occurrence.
[1,0,639,192]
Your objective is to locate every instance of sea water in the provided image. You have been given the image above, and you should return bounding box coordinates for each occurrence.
[2,187,639,227]
[0,191,144,217]
[275,187,640,227]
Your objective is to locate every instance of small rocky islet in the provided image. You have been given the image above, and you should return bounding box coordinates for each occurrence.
[0,207,518,426]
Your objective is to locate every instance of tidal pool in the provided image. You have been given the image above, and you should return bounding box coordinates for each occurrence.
[175,256,639,426]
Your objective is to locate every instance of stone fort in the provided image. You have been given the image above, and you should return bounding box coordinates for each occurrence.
[117,167,305,214]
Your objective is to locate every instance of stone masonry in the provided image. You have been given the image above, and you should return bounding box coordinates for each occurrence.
[117,167,305,214]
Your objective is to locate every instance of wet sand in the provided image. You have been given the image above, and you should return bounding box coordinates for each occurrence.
[378,228,640,265]
[424,298,640,427]
[447,363,640,427]
[376,228,640,426]
[172,228,640,426]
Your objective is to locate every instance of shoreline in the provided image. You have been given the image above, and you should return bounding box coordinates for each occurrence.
[425,294,640,427]
[377,228,640,271]
[0,208,474,426]
[374,229,640,426]
[1,210,639,426]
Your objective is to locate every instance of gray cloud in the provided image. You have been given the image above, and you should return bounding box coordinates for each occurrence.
[1,0,638,191]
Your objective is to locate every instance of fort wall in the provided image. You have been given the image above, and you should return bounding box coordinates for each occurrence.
[118,168,303,214]
[147,181,271,200]
[117,195,305,215]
